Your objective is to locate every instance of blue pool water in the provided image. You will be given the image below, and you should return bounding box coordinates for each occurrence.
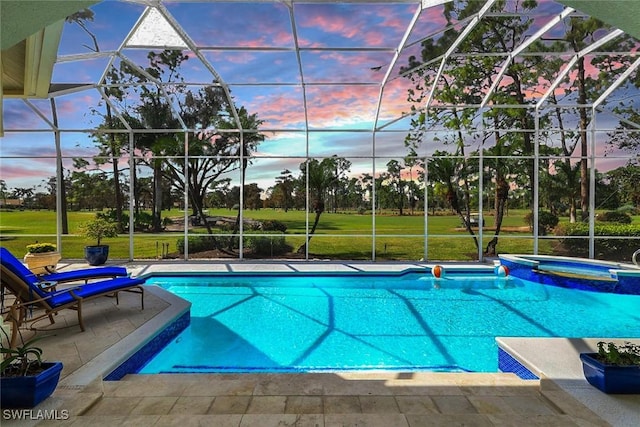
[139,270,640,374]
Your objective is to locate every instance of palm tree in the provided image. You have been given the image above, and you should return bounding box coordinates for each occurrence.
[428,151,479,251]
[296,157,349,254]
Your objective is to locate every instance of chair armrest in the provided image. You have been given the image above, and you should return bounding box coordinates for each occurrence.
[11,292,55,306]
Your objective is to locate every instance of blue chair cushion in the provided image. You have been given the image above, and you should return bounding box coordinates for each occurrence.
[42,266,128,282]
[48,277,145,306]
[0,247,42,289]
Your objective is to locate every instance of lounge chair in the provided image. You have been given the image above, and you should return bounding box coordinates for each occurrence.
[0,247,128,284]
[0,256,145,333]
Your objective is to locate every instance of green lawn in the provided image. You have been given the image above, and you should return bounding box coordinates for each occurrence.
[0,208,603,261]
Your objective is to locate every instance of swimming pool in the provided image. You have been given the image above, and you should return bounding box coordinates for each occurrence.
[138,268,640,374]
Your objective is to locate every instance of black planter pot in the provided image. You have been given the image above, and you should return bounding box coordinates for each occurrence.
[84,245,109,266]
[0,362,63,408]
[580,353,640,394]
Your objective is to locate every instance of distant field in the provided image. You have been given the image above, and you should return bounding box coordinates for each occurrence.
[0,208,615,261]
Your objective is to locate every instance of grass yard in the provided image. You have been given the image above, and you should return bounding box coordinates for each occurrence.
[0,208,586,261]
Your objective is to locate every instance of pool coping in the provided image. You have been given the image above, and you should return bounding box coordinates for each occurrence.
[497,337,640,427]
[59,285,191,388]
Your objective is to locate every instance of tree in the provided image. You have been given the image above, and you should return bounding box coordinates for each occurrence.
[533,55,581,222]
[344,177,368,211]
[402,1,554,255]
[531,17,635,221]
[539,156,579,217]
[0,180,7,206]
[91,119,129,231]
[607,113,640,156]
[427,151,480,250]
[384,160,406,215]
[68,9,127,231]
[11,187,34,208]
[296,156,350,254]
[359,173,375,211]
[327,156,352,213]
[606,164,640,209]
[245,183,263,210]
[404,149,422,215]
[402,4,486,252]
[157,84,227,234]
[68,158,118,211]
[453,1,541,255]
[274,169,295,211]
[213,106,265,248]
[114,47,266,246]
[129,50,187,232]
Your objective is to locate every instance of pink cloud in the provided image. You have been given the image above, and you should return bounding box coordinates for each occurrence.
[380,14,413,35]
[362,31,387,47]
[248,93,305,128]
[302,14,359,39]
[380,93,415,122]
[305,86,379,125]
[0,159,56,183]
[3,105,49,130]
[205,50,259,66]
[297,5,412,47]
[272,29,295,47]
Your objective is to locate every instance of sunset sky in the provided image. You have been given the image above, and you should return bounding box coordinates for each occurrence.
[1,0,638,192]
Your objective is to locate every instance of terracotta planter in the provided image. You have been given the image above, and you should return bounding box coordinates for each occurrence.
[23,252,62,274]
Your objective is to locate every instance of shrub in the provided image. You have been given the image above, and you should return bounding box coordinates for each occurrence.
[245,232,291,256]
[596,211,632,224]
[217,221,234,232]
[523,211,559,235]
[176,235,216,254]
[596,341,640,366]
[260,220,287,233]
[555,222,640,260]
[96,210,127,230]
[96,209,159,231]
[616,205,638,215]
[25,243,57,253]
[78,217,118,246]
[134,211,154,231]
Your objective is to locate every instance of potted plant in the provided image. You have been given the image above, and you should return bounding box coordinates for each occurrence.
[23,243,61,274]
[78,217,119,266]
[0,315,63,408]
[580,341,640,394]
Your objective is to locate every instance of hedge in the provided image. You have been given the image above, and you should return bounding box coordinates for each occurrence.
[596,211,632,224]
[245,232,291,256]
[177,235,220,254]
[555,222,640,261]
[523,211,559,235]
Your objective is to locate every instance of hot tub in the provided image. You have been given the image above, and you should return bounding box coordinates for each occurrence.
[498,254,640,295]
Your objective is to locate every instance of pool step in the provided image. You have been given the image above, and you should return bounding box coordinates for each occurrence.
[113,371,534,393]
[534,267,618,282]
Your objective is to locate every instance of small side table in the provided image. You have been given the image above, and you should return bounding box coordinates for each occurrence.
[37,281,58,293]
